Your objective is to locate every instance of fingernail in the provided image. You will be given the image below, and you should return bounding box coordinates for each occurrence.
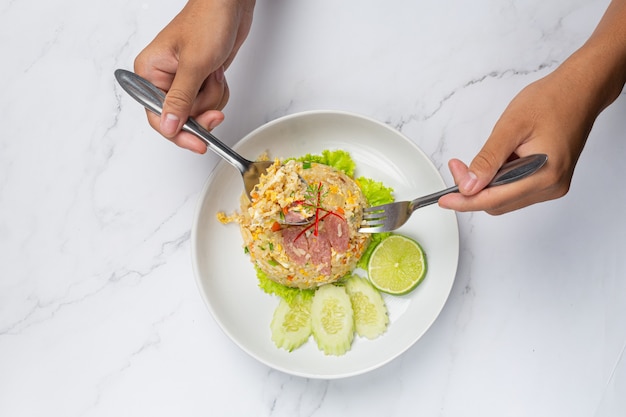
[215,66,225,83]
[208,118,222,130]
[461,171,478,193]
[191,146,206,155]
[161,113,179,136]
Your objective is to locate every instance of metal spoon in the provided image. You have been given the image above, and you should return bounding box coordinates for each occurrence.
[114,69,272,198]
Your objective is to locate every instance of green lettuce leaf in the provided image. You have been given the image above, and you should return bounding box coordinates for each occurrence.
[357,177,394,206]
[256,267,315,305]
[355,177,394,268]
[293,149,356,176]
[320,149,356,176]
[357,232,391,269]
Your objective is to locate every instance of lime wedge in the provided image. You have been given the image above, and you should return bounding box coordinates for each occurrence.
[367,235,427,295]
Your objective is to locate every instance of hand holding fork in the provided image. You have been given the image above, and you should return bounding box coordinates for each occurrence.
[359,154,548,233]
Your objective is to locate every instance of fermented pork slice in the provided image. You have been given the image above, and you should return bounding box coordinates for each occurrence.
[280,226,309,265]
[321,215,349,252]
[280,215,350,273]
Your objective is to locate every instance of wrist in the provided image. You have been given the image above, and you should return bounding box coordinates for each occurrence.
[187,0,255,11]
[562,1,626,114]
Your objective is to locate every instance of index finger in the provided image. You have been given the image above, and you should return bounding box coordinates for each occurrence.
[439,167,554,214]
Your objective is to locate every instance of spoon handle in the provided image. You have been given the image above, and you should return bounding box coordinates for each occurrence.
[114,69,251,173]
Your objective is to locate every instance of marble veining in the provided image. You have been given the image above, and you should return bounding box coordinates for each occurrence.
[1,0,624,416]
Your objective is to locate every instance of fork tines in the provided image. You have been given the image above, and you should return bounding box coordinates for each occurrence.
[358,205,390,233]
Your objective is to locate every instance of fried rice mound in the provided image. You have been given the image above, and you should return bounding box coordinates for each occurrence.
[218,159,370,289]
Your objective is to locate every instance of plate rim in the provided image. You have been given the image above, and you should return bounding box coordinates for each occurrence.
[191,109,460,379]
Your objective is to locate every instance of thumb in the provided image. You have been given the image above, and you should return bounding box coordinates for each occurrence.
[159,62,210,138]
[462,152,503,195]
[457,146,519,196]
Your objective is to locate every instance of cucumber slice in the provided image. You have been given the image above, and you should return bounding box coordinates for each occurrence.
[345,275,389,339]
[311,284,354,356]
[270,294,312,351]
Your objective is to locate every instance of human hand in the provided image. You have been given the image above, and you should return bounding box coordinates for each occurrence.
[438,69,595,215]
[439,0,626,215]
[134,0,255,153]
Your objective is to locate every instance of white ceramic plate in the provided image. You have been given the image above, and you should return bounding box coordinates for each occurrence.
[192,110,459,379]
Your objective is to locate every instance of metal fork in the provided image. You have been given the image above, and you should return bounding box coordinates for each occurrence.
[359,154,548,233]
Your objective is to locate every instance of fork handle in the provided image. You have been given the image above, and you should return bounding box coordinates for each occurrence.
[409,186,459,211]
[408,154,548,212]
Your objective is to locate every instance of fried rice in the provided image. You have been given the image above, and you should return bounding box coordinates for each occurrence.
[218,158,370,289]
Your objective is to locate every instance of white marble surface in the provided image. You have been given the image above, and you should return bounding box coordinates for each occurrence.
[1,0,625,415]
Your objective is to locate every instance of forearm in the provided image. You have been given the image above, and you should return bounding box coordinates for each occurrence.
[184,0,256,57]
[557,0,626,118]
[441,0,626,214]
